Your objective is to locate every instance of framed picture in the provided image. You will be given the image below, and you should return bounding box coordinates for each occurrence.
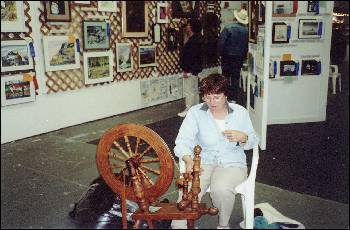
[44,1,71,22]
[83,51,113,85]
[272,22,289,43]
[249,1,258,43]
[272,1,298,17]
[139,45,156,68]
[1,1,26,32]
[301,59,320,75]
[171,1,199,19]
[157,2,169,23]
[298,19,322,39]
[97,1,117,12]
[258,1,265,24]
[122,1,148,37]
[74,1,91,6]
[167,28,179,51]
[1,39,34,73]
[116,43,133,72]
[153,24,161,43]
[307,1,319,13]
[280,60,297,77]
[1,73,35,106]
[83,21,110,50]
[42,35,80,72]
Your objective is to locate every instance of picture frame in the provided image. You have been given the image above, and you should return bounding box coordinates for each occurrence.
[116,43,133,72]
[272,1,298,17]
[42,35,80,72]
[139,45,156,68]
[171,1,199,18]
[307,1,319,13]
[301,59,320,75]
[280,60,297,77]
[167,28,179,51]
[249,1,259,43]
[83,21,110,51]
[1,39,34,73]
[122,1,148,37]
[153,24,161,43]
[1,73,35,106]
[83,51,113,85]
[157,2,169,23]
[272,22,290,43]
[258,1,265,24]
[97,1,117,12]
[1,1,26,32]
[73,1,91,6]
[298,19,322,39]
[44,1,71,22]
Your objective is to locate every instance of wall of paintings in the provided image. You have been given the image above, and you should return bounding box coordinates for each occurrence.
[1,1,222,144]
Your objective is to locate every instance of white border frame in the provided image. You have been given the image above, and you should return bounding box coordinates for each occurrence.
[157,2,169,23]
[42,35,80,72]
[1,73,35,106]
[97,1,117,12]
[122,1,148,37]
[1,1,26,32]
[83,51,113,85]
[138,45,157,68]
[116,42,133,72]
[1,39,34,73]
[298,19,323,39]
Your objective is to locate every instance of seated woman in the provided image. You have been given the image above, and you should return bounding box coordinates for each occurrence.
[171,73,259,229]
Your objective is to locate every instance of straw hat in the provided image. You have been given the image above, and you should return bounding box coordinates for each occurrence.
[234,9,249,25]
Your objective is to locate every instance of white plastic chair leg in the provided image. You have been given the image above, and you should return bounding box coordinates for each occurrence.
[339,73,342,92]
[332,74,337,94]
[242,72,247,93]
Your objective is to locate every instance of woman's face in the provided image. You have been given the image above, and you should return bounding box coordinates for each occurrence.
[203,93,226,112]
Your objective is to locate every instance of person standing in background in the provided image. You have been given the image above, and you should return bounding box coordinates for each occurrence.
[218,9,248,104]
[178,18,204,117]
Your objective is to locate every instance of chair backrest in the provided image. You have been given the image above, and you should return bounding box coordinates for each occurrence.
[329,65,339,75]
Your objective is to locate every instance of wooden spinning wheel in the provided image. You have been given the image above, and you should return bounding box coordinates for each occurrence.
[96,123,174,203]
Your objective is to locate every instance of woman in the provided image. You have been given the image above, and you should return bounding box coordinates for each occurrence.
[171,73,258,229]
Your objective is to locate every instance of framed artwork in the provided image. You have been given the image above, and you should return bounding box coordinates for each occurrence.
[1,1,26,32]
[301,59,320,75]
[83,21,110,50]
[122,1,148,37]
[83,51,113,85]
[153,24,161,43]
[42,35,80,72]
[249,1,258,43]
[171,1,199,18]
[1,73,35,106]
[167,28,179,51]
[272,22,289,43]
[116,43,133,72]
[258,1,265,24]
[97,1,117,12]
[298,19,322,39]
[280,60,297,77]
[1,39,34,73]
[139,45,156,68]
[272,1,298,17]
[307,1,319,13]
[74,1,91,6]
[44,1,71,22]
[157,2,169,23]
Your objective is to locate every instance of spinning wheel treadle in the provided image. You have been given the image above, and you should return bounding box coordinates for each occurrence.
[96,123,174,203]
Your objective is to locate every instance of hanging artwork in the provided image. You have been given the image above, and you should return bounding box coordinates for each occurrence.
[1,39,34,73]
[171,1,199,18]
[139,45,157,67]
[83,51,113,85]
[167,28,179,51]
[1,73,36,106]
[44,1,71,22]
[298,19,323,39]
[249,1,259,43]
[122,1,148,37]
[83,21,110,50]
[97,1,117,12]
[272,1,298,17]
[157,2,169,23]
[272,22,290,43]
[116,43,133,72]
[1,1,26,32]
[279,60,298,77]
[43,35,80,72]
[301,59,321,75]
[307,1,319,13]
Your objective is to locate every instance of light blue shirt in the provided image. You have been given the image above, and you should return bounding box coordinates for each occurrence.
[174,102,259,169]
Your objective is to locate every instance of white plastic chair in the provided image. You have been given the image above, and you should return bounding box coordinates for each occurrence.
[178,146,259,229]
[329,65,342,94]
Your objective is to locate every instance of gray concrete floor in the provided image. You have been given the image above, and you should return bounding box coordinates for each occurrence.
[1,99,349,229]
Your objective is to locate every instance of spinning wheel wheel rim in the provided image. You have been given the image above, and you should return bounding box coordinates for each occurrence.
[96,123,174,202]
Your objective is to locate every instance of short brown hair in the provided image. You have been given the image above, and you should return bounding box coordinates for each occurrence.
[199,73,229,97]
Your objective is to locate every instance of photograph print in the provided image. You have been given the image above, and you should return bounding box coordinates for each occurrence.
[1,1,26,32]
[307,1,319,13]
[157,2,169,23]
[83,51,113,85]
[272,1,298,17]
[1,39,34,73]
[42,35,80,72]
[44,1,71,22]
[301,59,320,75]
[122,1,148,37]
[139,45,156,67]
[1,73,35,106]
[298,19,322,39]
[116,43,133,72]
[83,21,110,50]
[280,60,298,77]
[272,22,289,43]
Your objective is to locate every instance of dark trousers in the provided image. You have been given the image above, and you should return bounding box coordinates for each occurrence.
[221,55,244,101]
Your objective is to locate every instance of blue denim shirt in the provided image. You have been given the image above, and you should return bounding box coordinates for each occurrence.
[218,22,248,57]
[174,102,259,169]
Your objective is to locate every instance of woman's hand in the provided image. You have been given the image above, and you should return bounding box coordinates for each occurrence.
[222,130,247,143]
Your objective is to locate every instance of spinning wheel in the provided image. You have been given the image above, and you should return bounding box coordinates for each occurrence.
[96,123,174,203]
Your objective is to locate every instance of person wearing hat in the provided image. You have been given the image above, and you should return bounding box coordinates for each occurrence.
[218,9,249,104]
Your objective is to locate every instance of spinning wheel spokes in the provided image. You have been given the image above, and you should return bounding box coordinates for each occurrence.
[96,123,174,202]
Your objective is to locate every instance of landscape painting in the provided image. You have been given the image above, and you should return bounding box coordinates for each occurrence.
[1,74,35,106]
[1,39,33,73]
[83,51,113,85]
